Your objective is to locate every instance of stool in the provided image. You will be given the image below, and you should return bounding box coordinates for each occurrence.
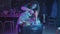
[4,21,14,32]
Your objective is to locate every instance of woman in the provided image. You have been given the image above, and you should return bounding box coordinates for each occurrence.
[16,1,43,34]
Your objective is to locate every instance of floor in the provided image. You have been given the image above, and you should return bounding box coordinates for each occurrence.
[43,24,56,34]
[0,24,59,34]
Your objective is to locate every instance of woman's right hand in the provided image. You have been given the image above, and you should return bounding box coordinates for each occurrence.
[21,6,30,11]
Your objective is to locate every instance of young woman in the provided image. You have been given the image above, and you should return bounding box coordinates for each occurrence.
[16,1,43,34]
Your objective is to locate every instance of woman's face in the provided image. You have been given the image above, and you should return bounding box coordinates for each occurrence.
[31,3,37,9]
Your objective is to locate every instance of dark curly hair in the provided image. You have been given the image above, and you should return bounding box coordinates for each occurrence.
[21,0,40,13]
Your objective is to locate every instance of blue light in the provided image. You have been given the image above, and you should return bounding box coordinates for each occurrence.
[31,18,42,30]
[18,11,31,24]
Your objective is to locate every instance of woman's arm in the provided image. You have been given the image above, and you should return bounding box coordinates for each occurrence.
[21,6,34,14]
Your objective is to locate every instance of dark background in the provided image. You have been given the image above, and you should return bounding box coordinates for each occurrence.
[0,0,60,34]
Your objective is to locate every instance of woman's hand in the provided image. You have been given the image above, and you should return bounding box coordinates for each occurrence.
[21,6,30,11]
[21,6,34,15]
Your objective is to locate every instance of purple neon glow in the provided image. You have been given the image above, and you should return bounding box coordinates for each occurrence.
[21,6,30,11]
[21,6,34,14]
